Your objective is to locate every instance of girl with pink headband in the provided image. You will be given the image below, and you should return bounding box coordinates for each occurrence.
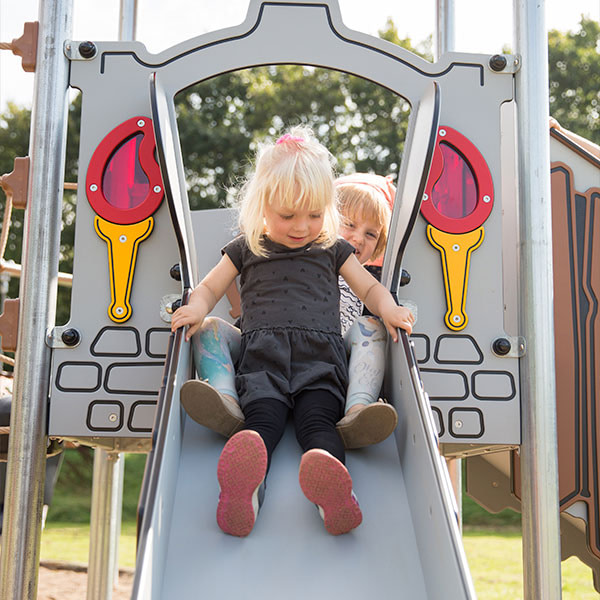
[172,126,414,537]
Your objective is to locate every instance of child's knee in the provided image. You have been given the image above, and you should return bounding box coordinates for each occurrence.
[347,315,386,345]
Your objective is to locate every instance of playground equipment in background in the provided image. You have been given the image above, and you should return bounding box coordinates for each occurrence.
[0,1,597,598]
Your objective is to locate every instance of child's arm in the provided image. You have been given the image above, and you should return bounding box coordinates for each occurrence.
[171,254,239,340]
[339,253,414,342]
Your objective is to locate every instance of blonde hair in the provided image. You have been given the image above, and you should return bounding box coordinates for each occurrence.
[335,174,395,261]
[238,125,339,256]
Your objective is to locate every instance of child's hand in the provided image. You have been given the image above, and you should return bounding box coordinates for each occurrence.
[382,305,415,341]
[170,303,207,341]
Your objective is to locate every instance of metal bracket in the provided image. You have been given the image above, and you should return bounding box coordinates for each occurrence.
[0,157,30,209]
[46,325,81,349]
[160,294,181,323]
[64,40,98,61]
[488,53,521,74]
[491,335,526,358]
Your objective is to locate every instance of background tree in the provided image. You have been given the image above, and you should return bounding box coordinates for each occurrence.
[548,17,600,144]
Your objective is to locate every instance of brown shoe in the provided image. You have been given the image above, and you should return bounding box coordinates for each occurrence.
[336,402,398,449]
[180,379,245,437]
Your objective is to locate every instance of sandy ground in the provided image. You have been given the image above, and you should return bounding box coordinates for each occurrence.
[37,564,133,599]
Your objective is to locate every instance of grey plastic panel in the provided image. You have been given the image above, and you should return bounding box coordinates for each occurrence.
[50,0,521,444]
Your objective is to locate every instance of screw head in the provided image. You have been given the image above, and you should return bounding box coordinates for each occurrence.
[493,337,512,356]
[89,183,98,192]
[108,413,118,423]
[169,263,181,281]
[61,328,81,346]
[78,41,97,59]
[489,54,507,72]
[137,119,146,128]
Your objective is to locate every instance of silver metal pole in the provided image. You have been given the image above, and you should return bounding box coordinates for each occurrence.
[0,0,72,598]
[513,1,562,598]
[118,0,138,41]
[86,3,137,598]
[435,0,455,60]
[87,451,125,600]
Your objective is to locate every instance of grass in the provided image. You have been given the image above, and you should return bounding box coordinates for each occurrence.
[38,523,598,597]
[41,522,137,569]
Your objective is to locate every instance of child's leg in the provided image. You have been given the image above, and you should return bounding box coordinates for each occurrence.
[216,399,288,537]
[294,390,362,535]
[337,316,398,449]
[191,316,241,400]
[182,317,244,436]
[293,389,345,462]
[344,316,387,412]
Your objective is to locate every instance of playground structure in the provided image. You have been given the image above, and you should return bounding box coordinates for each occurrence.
[0,0,597,598]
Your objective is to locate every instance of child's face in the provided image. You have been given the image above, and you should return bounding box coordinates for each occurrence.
[263,199,324,249]
[340,213,382,264]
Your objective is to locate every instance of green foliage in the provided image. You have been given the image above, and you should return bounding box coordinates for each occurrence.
[548,17,600,144]
[47,448,147,523]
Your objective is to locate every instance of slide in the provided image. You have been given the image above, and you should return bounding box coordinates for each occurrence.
[129,72,475,599]
[131,300,474,599]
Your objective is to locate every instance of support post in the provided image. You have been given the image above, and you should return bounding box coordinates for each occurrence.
[87,451,125,600]
[435,0,455,60]
[513,1,562,597]
[0,1,72,598]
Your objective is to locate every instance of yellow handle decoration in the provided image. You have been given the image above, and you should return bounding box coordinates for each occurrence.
[426,225,484,331]
[94,216,154,323]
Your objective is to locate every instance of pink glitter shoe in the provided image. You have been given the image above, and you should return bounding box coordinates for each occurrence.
[216,430,267,537]
[298,449,362,535]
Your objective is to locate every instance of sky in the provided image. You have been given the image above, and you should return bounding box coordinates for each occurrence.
[0,0,598,112]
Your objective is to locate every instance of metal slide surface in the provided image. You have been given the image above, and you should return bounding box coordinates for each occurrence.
[132,314,475,599]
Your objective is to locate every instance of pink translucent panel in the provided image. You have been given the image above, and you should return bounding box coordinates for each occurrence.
[102,134,149,210]
[431,143,477,219]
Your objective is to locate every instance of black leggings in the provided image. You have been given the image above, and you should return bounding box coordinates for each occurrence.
[241,389,345,470]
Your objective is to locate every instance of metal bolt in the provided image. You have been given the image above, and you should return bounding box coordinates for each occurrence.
[493,337,512,356]
[452,244,460,252]
[483,195,491,203]
[454,420,463,429]
[439,129,447,137]
[108,413,118,423]
[78,41,97,59]
[119,235,127,243]
[137,119,146,128]
[169,263,181,281]
[89,183,98,192]
[115,307,124,315]
[422,193,429,201]
[489,54,507,72]
[61,328,81,346]
[153,185,162,193]
[452,315,461,323]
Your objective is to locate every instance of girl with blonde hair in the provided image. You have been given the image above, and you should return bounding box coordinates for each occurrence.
[172,126,414,537]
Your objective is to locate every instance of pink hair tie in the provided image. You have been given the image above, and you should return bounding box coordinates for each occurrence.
[276,134,304,145]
